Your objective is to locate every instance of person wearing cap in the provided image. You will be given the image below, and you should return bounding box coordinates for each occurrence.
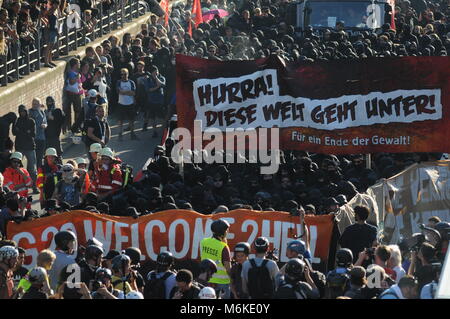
[36,148,61,209]
[44,96,65,157]
[52,163,87,207]
[12,104,39,194]
[84,89,99,121]
[230,242,250,299]
[102,250,120,270]
[93,147,122,200]
[75,157,91,195]
[2,152,33,199]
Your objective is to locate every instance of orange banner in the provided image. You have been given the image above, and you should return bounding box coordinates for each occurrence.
[7,210,335,267]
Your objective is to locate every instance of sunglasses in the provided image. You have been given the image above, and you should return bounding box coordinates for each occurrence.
[63,169,73,172]
[11,160,21,164]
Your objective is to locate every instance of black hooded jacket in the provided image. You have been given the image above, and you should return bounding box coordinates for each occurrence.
[13,109,36,151]
[0,112,17,152]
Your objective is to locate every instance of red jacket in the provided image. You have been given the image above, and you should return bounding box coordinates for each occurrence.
[2,167,32,197]
[94,164,123,195]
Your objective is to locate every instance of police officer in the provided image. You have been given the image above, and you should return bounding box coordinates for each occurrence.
[36,148,61,209]
[275,258,320,299]
[200,219,232,299]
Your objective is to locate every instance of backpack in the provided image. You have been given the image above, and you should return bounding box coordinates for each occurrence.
[379,290,400,299]
[247,259,274,299]
[275,282,307,299]
[326,269,350,298]
[110,163,134,189]
[144,271,172,299]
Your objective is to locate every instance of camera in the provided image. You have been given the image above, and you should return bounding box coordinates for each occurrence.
[366,247,375,257]
[406,233,426,252]
[92,280,102,292]
[266,249,279,262]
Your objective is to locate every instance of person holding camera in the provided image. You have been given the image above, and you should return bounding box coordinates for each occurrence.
[408,242,437,292]
[91,268,121,299]
[241,236,279,299]
[339,205,378,263]
[275,258,320,299]
[52,163,87,207]
[170,269,201,299]
[110,254,138,295]
[142,65,166,137]
[78,245,104,286]
[356,245,396,282]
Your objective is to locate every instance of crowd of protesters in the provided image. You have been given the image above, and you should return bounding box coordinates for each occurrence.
[0,0,449,300]
[0,212,448,299]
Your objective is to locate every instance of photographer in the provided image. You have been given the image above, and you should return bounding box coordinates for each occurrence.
[91,268,121,299]
[110,254,138,295]
[142,65,166,137]
[52,164,87,207]
[356,245,396,282]
[408,242,437,292]
[0,198,25,238]
[339,205,378,264]
[78,245,104,286]
[275,258,320,299]
[241,236,279,299]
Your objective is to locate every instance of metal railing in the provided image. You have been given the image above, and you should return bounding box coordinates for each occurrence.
[0,0,146,87]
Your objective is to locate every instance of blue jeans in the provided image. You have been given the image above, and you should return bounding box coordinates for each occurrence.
[19,149,37,186]
[214,283,231,299]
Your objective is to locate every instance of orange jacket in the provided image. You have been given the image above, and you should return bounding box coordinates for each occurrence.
[94,164,123,195]
[3,167,32,197]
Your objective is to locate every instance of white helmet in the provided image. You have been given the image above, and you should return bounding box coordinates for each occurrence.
[99,147,114,159]
[28,267,47,284]
[0,246,19,262]
[45,148,58,157]
[89,143,103,153]
[75,157,87,165]
[10,152,23,161]
[126,291,144,299]
[199,287,216,299]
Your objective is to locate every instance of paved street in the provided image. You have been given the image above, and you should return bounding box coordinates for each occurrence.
[30,115,165,210]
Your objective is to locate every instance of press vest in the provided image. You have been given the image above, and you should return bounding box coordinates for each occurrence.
[200,237,230,284]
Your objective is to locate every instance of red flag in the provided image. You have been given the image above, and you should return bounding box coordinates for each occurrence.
[191,0,203,26]
[188,20,192,37]
[160,0,170,27]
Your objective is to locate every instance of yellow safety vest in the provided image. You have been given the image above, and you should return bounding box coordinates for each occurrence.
[200,237,230,285]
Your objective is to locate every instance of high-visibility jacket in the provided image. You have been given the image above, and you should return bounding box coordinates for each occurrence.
[200,237,231,285]
[3,167,32,197]
[94,164,123,195]
[37,163,59,201]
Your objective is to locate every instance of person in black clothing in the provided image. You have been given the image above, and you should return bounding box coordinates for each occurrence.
[44,96,65,157]
[339,205,378,263]
[12,104,38,193]
[13,247,28,287]
[170,269,201,299]
[0,112,17,153]
[78,245,104,286]
[21,267,49,299]
[84,104,110,153]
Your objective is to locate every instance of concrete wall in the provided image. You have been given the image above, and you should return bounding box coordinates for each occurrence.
[0,12,151,117]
